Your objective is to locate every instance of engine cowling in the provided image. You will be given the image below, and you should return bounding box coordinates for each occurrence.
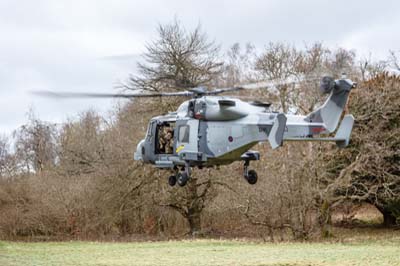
[193,98,249,121]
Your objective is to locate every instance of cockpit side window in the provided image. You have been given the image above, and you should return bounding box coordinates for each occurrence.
[178,125,190,143]
[188,101,195,118]
[146,121,154,141]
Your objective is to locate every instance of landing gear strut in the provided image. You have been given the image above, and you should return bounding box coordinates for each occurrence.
[241,150,260,185]
[243,160,258,185]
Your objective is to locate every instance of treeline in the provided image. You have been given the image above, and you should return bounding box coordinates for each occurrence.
[0,19,399,240]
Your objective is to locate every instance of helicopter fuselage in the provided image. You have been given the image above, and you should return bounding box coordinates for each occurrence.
[135,92,350,168]
[135,97,282,168]
[134,77,355,186]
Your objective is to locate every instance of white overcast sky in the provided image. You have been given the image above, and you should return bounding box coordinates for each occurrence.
[1,0,399,136]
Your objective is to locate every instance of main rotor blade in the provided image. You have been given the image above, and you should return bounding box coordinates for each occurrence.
[32,90,194,99]
[32,76,322,100]
[238,76,320,90]
[204,86,245,95]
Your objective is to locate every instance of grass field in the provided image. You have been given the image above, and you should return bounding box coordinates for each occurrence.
[1,232,400,266]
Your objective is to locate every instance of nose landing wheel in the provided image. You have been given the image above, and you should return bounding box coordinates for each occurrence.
[168,175,177,186]
[168,173,188,187]
[168,163,191,187]
[177,172,189,187]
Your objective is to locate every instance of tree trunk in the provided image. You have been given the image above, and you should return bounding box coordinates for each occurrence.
[319,200,332,238]
[187,211,202,235]
[186,178,203,236]
[382,209,397,227]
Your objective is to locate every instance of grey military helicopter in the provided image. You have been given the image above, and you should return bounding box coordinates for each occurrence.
[35,76,356,187]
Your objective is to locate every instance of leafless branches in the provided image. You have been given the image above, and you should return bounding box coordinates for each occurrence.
[128,19,222,92]
[13,111,57,173]
[321,73,400,225]
[389,50,400,71]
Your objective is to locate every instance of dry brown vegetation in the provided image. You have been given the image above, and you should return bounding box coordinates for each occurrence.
[0,19,399,241]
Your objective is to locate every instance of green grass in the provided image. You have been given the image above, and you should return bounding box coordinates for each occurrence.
[1,238,400,266]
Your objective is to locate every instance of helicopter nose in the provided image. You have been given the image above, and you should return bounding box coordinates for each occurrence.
[134,139,145,161]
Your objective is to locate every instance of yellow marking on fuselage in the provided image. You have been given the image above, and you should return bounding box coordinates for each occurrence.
[176,145,184,153]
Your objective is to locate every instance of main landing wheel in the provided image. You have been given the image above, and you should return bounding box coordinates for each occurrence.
[168,175,177,186]
[245,170,258,185]
[177,172,189,187]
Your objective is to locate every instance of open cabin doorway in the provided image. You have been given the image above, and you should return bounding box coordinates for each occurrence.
[155,122,176,155]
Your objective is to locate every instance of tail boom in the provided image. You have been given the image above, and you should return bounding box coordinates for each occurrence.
[284,115,354,148]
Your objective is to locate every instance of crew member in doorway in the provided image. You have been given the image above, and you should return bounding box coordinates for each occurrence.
[159,127,174,154]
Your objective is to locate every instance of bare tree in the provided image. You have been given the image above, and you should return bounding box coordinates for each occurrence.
[359,55,388,82]
[296,42,329,75]
[321,47,356,79]
[128,18,223,92]
[0,136,16,178]
[295,43,331,114]
[255,42,303,112]
[157,169,236,235]
[57,110,105,175]
[241,142,327,241]
[219,42,258,87]
[13,111,57,173]
[321,73,400,226]
[389,50,400,71]
[0,136,10,177]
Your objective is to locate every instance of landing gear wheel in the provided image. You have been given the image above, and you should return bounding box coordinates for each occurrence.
[177,172,189,187]
[168,175,177,186]
[246,170,258,185]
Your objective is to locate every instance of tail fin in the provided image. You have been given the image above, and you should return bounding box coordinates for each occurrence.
[306,77,356,132]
